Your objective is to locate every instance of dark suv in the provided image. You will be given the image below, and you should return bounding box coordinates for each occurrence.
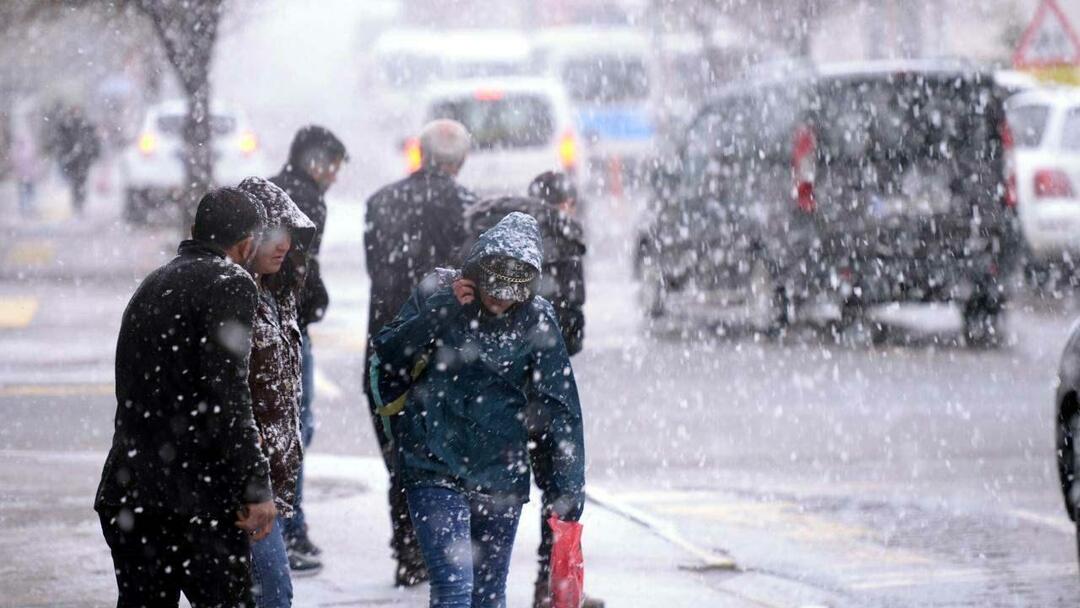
[636,61,1020,343]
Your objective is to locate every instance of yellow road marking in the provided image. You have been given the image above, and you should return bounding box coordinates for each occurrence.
[4,240,55,267]
[0,297,40,328]
[0,383,113,397]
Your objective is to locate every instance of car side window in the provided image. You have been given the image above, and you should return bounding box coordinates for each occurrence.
[1007,103,1050,149]
[1062,108,1080,152]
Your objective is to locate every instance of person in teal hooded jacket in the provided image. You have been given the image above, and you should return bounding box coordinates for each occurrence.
[371,212,585,608]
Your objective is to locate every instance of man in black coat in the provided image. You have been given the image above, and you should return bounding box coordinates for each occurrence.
[363,119,477,586]
[269,125,347,568]
[95,187,276,607]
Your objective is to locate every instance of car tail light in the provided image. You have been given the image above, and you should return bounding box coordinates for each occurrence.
[792,124,816,213]
[404,137,422,174]
[1035,168,1075,199]
[238,131,258,156]
[474,89,505,101]
[137,132,157,156]
[558,130,577,171]
[1000,120,1018,208]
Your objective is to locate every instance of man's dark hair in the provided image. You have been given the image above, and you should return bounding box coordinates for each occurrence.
[287,125,347,168]
[528,171,577,206]
[191,187,266,248]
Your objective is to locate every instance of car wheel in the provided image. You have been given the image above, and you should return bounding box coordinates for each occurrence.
[962,295,1003,348]
[124,189,148,225]
[638,249,666,319]
[746,259,788,336]
[836,300,886,347]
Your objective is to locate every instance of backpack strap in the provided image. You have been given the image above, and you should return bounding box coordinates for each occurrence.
[368,352,429,443]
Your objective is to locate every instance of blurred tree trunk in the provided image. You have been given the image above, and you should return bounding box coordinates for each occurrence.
[135,0,224,231]
[3,0,226,231]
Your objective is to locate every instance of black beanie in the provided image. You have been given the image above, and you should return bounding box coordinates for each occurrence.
[192,187,266,248]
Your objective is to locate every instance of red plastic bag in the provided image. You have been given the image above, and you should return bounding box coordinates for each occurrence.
[548,515,585,608]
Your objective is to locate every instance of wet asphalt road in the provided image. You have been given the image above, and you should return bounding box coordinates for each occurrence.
[2,191,1079,606]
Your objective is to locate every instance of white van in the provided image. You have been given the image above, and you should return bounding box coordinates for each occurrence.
[407,77,580,196]
[1007,88,1080,268]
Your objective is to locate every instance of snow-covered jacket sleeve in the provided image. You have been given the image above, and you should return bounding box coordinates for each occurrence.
[372,275,460,399]
[528,300,586,520]
[199,273,273,506]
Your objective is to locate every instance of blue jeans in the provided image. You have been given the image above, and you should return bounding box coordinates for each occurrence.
[406,486,522,608]
[251,518,293,608]
[284,335,316,541]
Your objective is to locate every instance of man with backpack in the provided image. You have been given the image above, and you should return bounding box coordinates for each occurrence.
[464,171,602,608]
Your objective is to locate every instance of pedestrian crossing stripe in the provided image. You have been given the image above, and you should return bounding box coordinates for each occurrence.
[4,241,55,267]
[0,297,40,328]
[0,383,113,397]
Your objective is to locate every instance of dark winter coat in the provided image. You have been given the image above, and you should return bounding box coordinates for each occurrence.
[363,168,478,400]
[464,196,587,356]
[372,213,586,515]
[270,166,328,330]
[240,177,315,518]
[95,240,272,519]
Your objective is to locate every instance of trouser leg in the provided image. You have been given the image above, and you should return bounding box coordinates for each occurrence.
[249,518,293,608]
[284,335,315,541]
[470,495,523,608]
[406,486,472,608]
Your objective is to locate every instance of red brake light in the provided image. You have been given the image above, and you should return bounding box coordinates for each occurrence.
[1000,120,1018,208]
[1034,169,1075,199]
[792,124,816,213]
[474,89,505,101]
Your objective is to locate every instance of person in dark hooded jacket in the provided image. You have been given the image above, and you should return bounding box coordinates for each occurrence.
[371,212,586,608]
[95,187,276,608]
[237,177,318,606]
[463,171,596,608]
[269,125,347,566]
[363,119,477,586]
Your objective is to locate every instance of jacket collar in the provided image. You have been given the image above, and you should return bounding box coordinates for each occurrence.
[279,164,323,194]
[177,239,228,259]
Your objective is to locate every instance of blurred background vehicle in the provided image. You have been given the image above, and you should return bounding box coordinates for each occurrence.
[1007,88,1080,288]
[406,76,578,196]
[369,28,533,135]
[531,26,655,197]
[635,60,1020,345]
[119,99,267,224]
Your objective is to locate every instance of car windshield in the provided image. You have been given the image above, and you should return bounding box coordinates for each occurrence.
[814,75,995,161]
[561,56,649,103]
[378,54,442,89]
[1007,103,1051,148]
[156,114,237,136]
[1062,108,1080,152]
[429,94,554,150]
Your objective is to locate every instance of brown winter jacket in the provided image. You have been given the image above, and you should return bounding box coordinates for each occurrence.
[239,177,316,517]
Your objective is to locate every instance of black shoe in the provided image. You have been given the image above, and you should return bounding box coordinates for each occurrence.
[286,532,322,558]
[288,548,323,578]
[394,561,429,587]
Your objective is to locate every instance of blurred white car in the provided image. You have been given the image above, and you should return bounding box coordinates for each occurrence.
[1007,89,1080,262]
[120,99,267,223]
[368,28,532,134]
[405,77,581,197]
